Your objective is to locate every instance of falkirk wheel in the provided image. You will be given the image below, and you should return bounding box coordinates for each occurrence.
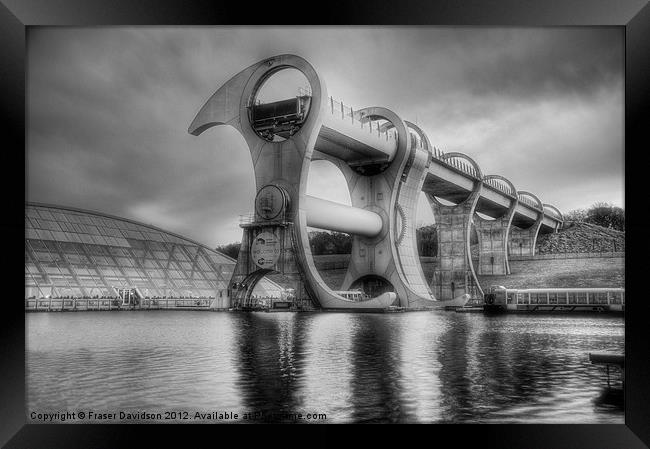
[188,54,563,310]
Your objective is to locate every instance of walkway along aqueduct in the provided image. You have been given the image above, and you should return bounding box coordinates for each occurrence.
[189,55,564,310]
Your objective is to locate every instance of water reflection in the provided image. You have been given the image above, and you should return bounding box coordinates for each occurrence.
[434,314,625,423]
[26,311,624,423]
[348,315,406,423]
[436,314,474,421]
[235,312,309,422]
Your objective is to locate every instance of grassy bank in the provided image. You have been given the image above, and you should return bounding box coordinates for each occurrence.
[313,254,624,290]
[475,257,623,289]
[312,254,349,290]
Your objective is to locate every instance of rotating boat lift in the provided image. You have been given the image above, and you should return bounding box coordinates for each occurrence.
[189,54,563,310]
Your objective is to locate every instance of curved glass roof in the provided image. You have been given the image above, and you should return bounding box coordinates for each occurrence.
[25,202,281,299]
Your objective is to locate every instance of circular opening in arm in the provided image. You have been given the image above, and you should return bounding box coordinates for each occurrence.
[249,68,313,142]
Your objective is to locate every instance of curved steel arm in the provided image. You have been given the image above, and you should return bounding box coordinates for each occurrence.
[188,57,273,135]
[404,121,433,156]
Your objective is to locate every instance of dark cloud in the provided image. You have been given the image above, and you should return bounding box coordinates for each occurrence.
[27,27,623,244]
[455,28,622,98]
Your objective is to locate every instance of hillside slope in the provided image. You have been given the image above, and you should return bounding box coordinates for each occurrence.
[470,221,625,257]
[535,222,624,254]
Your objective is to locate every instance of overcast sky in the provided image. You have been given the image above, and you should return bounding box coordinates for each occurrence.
[27,27,624,246]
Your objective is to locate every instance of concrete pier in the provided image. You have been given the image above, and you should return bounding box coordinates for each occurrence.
[427,153,483,301]
[474,175,518,275]
[509,192,544,257]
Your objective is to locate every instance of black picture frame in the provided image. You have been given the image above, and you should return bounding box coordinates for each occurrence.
[2,1,648,447]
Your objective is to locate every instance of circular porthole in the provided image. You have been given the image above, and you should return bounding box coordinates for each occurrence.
[249,68,312,142]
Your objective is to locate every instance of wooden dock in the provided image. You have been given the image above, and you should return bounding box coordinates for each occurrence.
[589,352,624,388]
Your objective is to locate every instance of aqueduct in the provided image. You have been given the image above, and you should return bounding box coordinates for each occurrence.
[189,54,564,310]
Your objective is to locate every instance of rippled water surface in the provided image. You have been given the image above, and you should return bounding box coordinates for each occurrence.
[26,311,624,423]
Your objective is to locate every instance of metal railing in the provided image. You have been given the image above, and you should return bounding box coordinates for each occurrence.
[25,297,214,311]
[257,87,437,152]
[543,207,563,221]
[432,147,480,180]
[484,177,515,197]
[239,214,256,225]
[141,298,212,309]
[238,213,287,225]
[326,95,398,142]
[518,195,540,210]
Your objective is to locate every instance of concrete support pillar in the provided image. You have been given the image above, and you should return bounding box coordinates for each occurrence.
[508,191,544,257]
[428,192,482,300]
[508,222,543,257]
[426,153,483,301]
[473,176,518,275]
[474,217,513,275]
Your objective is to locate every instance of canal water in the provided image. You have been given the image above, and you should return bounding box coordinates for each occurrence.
[26,311,624,423]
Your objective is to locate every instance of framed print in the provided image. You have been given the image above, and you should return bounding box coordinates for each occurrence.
[2,0,649,447]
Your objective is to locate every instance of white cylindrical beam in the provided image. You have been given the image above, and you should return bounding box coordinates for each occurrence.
[304,195,383,238]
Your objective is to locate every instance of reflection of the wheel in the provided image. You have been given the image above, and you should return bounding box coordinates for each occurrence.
[235,312,309,422]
